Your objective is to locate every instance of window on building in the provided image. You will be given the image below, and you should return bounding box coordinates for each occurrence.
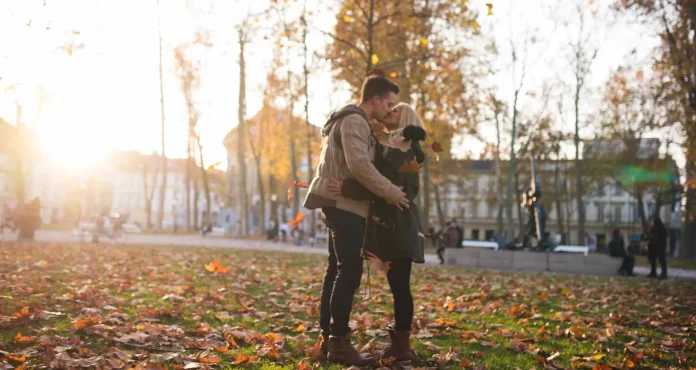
[596,181,605,196]
[487,203,495,219]
[647,202,654,217]
[632,204,638,222]
[472,178,479,192]
[472,201,479,218]
[485,229,495,241]
[597,204,605,222]
[471,229,480,240]
[614,205,622,222]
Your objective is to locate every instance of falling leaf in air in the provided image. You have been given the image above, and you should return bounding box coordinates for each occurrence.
[204,259,231,274]
[72,30,80,35]
[371,54,379,65]
[207,161,222,171]
[294,181,308,188]
[420,37,428,46]
[636,69,644,81]
[431,141,444,153]
[472,22,480,30]
[343,15,352,22]
[365,251,391,273]
[390,71,398,78]
[289,212,305,229]
[15,332,36,344]
[486,3,493,15]
[398,158,422,174]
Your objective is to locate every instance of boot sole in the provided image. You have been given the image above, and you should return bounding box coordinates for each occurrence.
[327,354,376,366]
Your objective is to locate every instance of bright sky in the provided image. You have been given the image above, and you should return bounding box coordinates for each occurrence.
[1,0,679,170]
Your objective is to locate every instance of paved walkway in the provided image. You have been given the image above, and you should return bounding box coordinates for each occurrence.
[1,230,693,280]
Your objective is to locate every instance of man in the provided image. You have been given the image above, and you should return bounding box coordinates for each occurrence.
[304,76,409,366]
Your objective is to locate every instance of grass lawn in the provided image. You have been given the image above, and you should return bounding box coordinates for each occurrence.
[0,242,694,369]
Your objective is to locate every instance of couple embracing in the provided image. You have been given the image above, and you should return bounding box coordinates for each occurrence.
[303,75,427,366]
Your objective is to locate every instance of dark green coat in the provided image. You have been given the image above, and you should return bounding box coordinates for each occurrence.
[340,126,425,264]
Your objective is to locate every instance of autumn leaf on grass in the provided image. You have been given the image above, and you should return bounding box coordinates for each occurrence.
[204,259,230,274]
[73,316,100,329]
[293,323,305,333]
[14,306,30,318]
[294,180,308,188]
[6,354,26,363]
[289,212,305,229]
[233,353,258,365]
[365,251,391,273]
[15,332,35,344]
[398,158,422,174]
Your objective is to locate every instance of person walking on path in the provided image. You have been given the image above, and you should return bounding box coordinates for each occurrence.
[327,102,426,364]
[303,75,409,366]
[647,217,668,279]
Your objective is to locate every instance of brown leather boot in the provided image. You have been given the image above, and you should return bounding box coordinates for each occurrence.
[382,329,418,362]
[319,333,329,360]
[327,334,376,366]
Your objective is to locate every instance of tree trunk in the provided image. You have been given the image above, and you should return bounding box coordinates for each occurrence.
[494,106,503,234]
[636,191,649,236]
[156,0,167,231]
[14,104,25,205]
[680,158,696,258]
[142,163,152,229]
[237,30,249,237]
[302,2,315,235]
[422,156,431,231]
[554,162,565,242]
[193,153,199,231]
[505,91,520,241]
[185,138,192,232]
[256,163,266,235]
[514,170,524,238]
[269,174,277,223]
[196,136,211,227]
[574,73,586,246]
[433,181,446,230]
[365,0,375,75]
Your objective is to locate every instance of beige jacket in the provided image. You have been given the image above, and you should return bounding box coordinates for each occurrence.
[303,105,403,218]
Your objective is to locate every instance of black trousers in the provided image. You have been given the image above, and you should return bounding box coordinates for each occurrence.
[619,254,635,275]
[387,259,414,331]
[319,208,366,337]
[648,246,667,276]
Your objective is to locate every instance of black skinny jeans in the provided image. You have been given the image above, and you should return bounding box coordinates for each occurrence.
[387,258,414,331]
[319,208,366,337]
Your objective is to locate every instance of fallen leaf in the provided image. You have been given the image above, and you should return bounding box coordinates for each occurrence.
[15,332,35,344]
[14,306,30,318]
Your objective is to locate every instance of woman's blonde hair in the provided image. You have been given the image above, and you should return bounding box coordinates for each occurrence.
[393,103,424,130]
[379,103,425,151]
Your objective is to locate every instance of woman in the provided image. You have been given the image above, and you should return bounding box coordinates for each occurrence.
[647,217,668,279]
[608,227,635,276]
[327,103,425,363]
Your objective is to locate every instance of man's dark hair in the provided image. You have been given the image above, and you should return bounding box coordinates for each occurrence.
[360,75,399,103]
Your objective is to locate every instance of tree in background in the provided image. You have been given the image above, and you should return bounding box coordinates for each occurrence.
[174,31,211,231]
[155,0,168,231]
[595,66,675,235]
[619,0,696,258]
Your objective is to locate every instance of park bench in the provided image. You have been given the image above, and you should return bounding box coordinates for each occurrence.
[554,245,590,256]
[445,248,621,277]
[461,240,499,250]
